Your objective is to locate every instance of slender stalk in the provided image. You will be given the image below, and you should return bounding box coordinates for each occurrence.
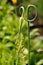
[27,5,37,65]
[28,21,30,65]
[16,23,22,65]
[16,17,23,65]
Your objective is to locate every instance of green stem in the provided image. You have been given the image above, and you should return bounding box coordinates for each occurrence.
[16,21,22,65]
[28,21,30,65]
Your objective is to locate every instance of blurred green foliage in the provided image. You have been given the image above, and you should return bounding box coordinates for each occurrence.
[0,0,43,65]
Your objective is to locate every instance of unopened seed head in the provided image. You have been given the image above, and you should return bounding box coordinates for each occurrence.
[20,17,24,23]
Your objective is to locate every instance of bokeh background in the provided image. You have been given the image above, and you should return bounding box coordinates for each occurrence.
[0,0,43,65]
